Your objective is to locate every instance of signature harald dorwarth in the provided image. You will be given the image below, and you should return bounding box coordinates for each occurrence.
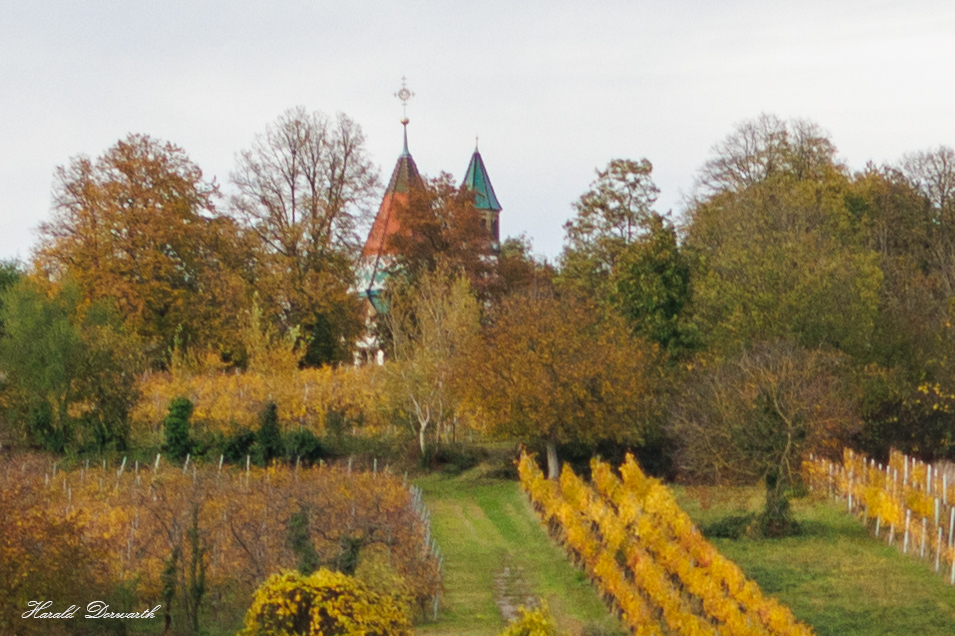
[22,601,161,620]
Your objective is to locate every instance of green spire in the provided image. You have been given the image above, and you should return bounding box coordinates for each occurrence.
[463,147,502,211]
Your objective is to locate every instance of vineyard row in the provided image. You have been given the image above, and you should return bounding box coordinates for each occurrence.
[518,453,815,636]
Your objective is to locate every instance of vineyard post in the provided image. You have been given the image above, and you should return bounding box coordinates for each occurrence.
[848,471,853,512]
[827,462,833,497]
[904,510,911,554]
[936,498,941,527]
[928,465,933,495]
[921,517,927,559]
[904,456,909,485]
[949,508,955,552]
[936,526,943,572]
[154,454,161,473]
[875,515,881,537]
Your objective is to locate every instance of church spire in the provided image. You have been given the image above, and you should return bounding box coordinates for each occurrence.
[361,78,423,260]
[395,76,414,157]
[463,144,502,212]
[462,140,502,243]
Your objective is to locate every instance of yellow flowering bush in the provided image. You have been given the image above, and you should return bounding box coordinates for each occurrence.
[498,603,560,636]
[239,569,412,636]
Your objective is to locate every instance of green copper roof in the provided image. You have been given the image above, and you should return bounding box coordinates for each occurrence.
[463,149,502,211]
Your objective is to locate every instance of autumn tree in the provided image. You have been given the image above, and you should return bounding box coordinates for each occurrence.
[386,173,495,297]
[229,107,379,365]
[899,146,955,295]
[670,341,859,536]
[35,134,250,365]
[493,235,555,298]
[382,266,480,461]
[465,288,656,479]
[560,158,660,299]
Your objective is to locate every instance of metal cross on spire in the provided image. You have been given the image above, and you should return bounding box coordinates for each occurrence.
[394,76,415,124]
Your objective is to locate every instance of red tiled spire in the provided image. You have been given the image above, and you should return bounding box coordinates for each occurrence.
[361,121,423,261]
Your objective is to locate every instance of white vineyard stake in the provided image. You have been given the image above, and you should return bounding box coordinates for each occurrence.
[904,510,911,554]
[949,508,955,552]
[937,526,943,572]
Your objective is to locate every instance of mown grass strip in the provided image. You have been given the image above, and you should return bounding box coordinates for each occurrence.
[416,470,625,636]
[676,487,955,636]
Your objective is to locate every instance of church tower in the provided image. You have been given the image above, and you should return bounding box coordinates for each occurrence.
[355,79,504,363]
[462,141,503,250]
[358,79,423,316]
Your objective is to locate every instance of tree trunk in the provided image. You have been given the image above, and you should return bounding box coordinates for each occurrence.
[418,420,431,467]
[763,467,793,537]
[546,439,560,480]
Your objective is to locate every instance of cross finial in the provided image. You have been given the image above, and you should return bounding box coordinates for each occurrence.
[394,76,415,124]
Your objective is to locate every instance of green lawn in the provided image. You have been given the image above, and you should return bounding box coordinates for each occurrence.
[415,467,625,636]
[675,486,955,636]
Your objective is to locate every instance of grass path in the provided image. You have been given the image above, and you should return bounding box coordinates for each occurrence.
[414,469,625,636]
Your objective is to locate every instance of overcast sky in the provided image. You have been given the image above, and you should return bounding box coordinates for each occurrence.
[3,0,955,263]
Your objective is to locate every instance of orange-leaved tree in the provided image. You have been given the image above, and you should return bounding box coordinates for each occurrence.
[387,173,496,298]
[465,288,658,479]
[35,134,251,365]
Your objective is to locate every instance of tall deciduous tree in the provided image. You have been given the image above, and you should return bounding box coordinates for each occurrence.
[900,146,955,295]
[694,114,839,196]
[685,158,882,358]
[560,159,659,298]
[229,107,379,365]
[36,134,250,364]
[465,288,656,479]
